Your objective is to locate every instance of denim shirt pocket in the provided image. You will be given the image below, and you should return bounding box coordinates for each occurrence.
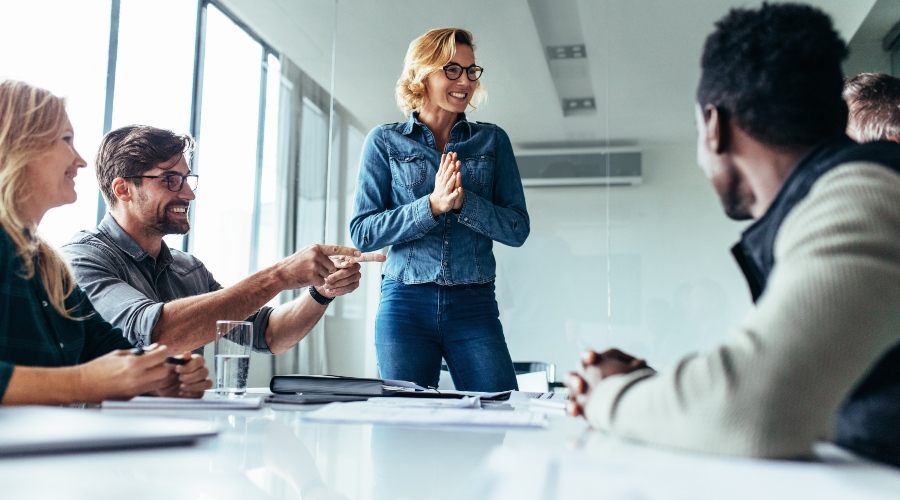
[464,153,495,195]
[389,153,427,197]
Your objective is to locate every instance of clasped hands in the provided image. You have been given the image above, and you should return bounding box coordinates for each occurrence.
[565,348,651,418]
[429,151,465,216]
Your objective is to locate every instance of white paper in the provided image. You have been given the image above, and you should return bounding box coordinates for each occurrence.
[101,396,262,410]
[366,396,482,408]
[527,398,566,415]
[301,401,547,428]
[381,379,428,390]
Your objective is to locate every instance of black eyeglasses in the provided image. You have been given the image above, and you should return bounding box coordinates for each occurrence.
[442,63,484,81]
[123,174,199,192]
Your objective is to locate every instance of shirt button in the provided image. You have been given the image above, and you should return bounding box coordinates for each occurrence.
[59,343,65,349]
[464,217,469,221]
[41,301,48,307]
[444,241,449,245]
[443,261,448,266]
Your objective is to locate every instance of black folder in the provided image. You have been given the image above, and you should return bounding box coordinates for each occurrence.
[269,374,512,401]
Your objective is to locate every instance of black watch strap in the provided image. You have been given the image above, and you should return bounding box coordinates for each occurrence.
[308,285,335,305]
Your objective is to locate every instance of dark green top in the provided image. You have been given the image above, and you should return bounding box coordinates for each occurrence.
[0,225,132,401]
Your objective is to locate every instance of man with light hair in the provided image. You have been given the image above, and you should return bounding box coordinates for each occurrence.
[844,72,900,143]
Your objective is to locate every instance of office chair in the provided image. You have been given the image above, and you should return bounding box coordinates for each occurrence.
[440,361,563,391]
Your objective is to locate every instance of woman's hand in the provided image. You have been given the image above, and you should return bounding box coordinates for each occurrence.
[429,152,463,216]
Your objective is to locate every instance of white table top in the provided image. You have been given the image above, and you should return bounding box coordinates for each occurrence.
[1,392,898,500]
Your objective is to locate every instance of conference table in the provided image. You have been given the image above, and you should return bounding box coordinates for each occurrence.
[2,391,899,499]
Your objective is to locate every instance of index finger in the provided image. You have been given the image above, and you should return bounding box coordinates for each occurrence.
[346,252,386,264]
[320,245,361,258]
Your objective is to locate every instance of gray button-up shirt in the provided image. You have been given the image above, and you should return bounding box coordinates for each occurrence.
[60,214,272,353]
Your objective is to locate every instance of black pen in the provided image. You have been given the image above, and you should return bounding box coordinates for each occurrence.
[131,346,188,365]
[165,356,189,366]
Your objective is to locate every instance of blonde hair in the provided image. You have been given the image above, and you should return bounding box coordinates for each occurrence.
[396,28,486,117]
[0,80,79,319]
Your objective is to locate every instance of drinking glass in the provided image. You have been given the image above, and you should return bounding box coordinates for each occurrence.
[214,320,253,397]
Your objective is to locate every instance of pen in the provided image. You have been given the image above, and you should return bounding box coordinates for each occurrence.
[131,347,188,365]
[165,356,189,366]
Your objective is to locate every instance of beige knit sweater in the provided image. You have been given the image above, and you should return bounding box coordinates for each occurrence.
[584,163,900,458]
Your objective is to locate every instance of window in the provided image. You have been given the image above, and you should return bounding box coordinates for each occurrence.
[0,0,111,246]
[189,4,265,286]
[112,0,198,250]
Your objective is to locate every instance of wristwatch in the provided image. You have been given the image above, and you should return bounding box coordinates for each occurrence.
[308,285,335,305]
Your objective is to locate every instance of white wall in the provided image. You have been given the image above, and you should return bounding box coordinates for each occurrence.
[496,141,753,378]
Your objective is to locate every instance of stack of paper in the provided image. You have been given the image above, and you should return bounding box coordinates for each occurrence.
[101,396,262,410]
[300,401,547,428]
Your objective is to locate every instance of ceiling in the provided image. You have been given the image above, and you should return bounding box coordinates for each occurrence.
[219,0,877,148]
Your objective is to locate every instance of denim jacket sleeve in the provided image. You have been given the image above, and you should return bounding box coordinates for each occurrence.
[350,127,439,252]
[455,127,530,247]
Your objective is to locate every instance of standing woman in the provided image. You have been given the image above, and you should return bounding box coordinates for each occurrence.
[351,28,529,391]
[0,80,210,404]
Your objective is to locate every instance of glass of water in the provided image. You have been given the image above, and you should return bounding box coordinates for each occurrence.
[214,320,252,397]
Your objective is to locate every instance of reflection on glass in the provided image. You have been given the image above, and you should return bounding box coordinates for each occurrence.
[0,0,111,246]
[190,4,262,286]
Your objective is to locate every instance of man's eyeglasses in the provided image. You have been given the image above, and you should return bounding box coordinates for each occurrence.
[123,174,199,192]
[442,63,484,81]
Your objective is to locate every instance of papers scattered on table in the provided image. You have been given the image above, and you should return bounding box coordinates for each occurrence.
[101,396,262,410]
[301,401,547,428]
[527,398,567,415]
[367,396,482,409]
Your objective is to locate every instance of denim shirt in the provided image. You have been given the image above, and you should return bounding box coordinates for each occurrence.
[350,113,529,285]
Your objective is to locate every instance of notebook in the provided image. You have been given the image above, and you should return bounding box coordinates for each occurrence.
[0,406,217,456]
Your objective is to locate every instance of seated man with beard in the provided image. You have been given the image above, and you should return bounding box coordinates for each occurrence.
[61,125,383,356]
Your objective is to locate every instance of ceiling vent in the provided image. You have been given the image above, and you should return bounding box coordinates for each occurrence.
[515,148,642,187]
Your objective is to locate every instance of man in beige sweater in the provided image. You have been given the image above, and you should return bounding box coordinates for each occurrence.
[566,3,900,467]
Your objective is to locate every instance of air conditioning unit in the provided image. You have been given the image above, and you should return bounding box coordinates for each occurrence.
[514,147,642,187]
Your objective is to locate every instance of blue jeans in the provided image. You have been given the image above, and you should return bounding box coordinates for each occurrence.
[375,279,518,392]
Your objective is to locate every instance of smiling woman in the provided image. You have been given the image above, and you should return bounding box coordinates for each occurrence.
[350,28,530,391]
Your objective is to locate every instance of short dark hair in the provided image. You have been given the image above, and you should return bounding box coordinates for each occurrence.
[843,72,900,143]
[96,125,194,207]
[697,3,848,148]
